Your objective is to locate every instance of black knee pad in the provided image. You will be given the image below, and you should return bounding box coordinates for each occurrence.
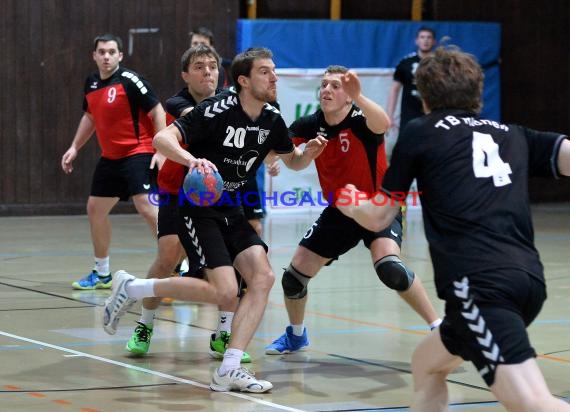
[281,264,310,299]
[374,255,415,291]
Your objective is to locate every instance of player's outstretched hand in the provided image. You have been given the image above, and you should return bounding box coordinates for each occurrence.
[304,135,328,160]
[341,70,362,101]
[151,152,166,170]
[267,160,281,177]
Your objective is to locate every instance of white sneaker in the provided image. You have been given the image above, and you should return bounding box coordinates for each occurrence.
[103,270,137,335]
[210,367,273,393]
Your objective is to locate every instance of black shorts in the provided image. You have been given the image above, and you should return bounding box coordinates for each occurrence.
[178,206,267,269]
[439,269,546,387]
[238,176,265,220]
[91,154,156,201]
[299,206,403,262]
[156,194,204,274]
[158,194,182,238]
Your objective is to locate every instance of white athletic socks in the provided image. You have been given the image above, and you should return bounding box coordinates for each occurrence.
[125,278,156,300]
[216,311,234,337]
[94,256,110,276]
[139,308,156,326]
[218,348,243,375]
[291,324,305,336]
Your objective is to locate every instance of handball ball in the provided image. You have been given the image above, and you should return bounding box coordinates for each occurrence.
[182,168,224,206]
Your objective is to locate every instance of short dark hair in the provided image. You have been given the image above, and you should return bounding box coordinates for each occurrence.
[416,46,483,113]
[324,65,348,75]
[189,27,215,45]
[231,47,273,92]
[93,33,123,52]
[416,26,436,39]
[180,44,221,72]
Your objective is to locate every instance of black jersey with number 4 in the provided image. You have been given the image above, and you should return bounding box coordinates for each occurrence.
[174,89,294,200]
[382,109,567,297]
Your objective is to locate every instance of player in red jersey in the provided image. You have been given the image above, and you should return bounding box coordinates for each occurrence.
[61,34,166,290]
[265,66,441,355]
[338,47,570,411]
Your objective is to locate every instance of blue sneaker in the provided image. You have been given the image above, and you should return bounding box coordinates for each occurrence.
[72,270,112,290]
[265,326,309,355]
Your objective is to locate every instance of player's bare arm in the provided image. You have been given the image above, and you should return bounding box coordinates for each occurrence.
[61,112,96,174]
[148,104,168,170]
[149,103,167,133]
[277,135,328,171]
[263,153,281,176]
[336,184,400,232]
[386,81,403,127]
[153,125,217,174]
[153,125,194,168]
[342,71,390,133]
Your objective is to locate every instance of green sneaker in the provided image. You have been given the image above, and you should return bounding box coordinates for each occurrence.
[126,322,153,355]
[209,331,251,363]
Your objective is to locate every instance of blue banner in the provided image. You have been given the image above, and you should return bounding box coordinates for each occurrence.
[237,19,501,121]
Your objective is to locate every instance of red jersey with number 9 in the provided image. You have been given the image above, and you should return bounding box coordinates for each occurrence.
[83,67,160,159]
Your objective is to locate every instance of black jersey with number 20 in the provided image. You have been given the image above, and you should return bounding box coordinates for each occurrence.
[382,109,567,297]
[174,89,294,197]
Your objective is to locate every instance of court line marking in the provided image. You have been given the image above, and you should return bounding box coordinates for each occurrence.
[0,330,305,412]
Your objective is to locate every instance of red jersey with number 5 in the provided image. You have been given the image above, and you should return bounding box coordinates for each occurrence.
[289,105,386,205]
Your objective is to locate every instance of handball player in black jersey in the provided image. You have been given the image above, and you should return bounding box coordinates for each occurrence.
[387,27,436,135]
[338,46,570,411]
[103,47,326,393]
[123,44,253,363]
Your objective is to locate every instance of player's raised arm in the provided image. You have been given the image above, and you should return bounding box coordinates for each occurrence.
[342,70,390,134]
[276,135,328,171]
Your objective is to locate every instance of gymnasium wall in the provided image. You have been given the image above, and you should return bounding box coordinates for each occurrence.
[0,0,567,215]
[0,0,240,216]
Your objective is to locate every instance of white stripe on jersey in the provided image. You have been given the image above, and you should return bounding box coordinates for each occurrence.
[204,96,238,118]
[121,71,148,94]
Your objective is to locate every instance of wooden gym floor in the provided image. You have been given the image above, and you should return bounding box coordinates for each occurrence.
[0,205,568,411]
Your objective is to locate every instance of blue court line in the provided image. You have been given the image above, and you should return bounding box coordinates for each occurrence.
[534,319,570,325]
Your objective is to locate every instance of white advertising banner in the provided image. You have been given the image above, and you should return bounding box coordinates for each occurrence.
[265,68,400,213]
